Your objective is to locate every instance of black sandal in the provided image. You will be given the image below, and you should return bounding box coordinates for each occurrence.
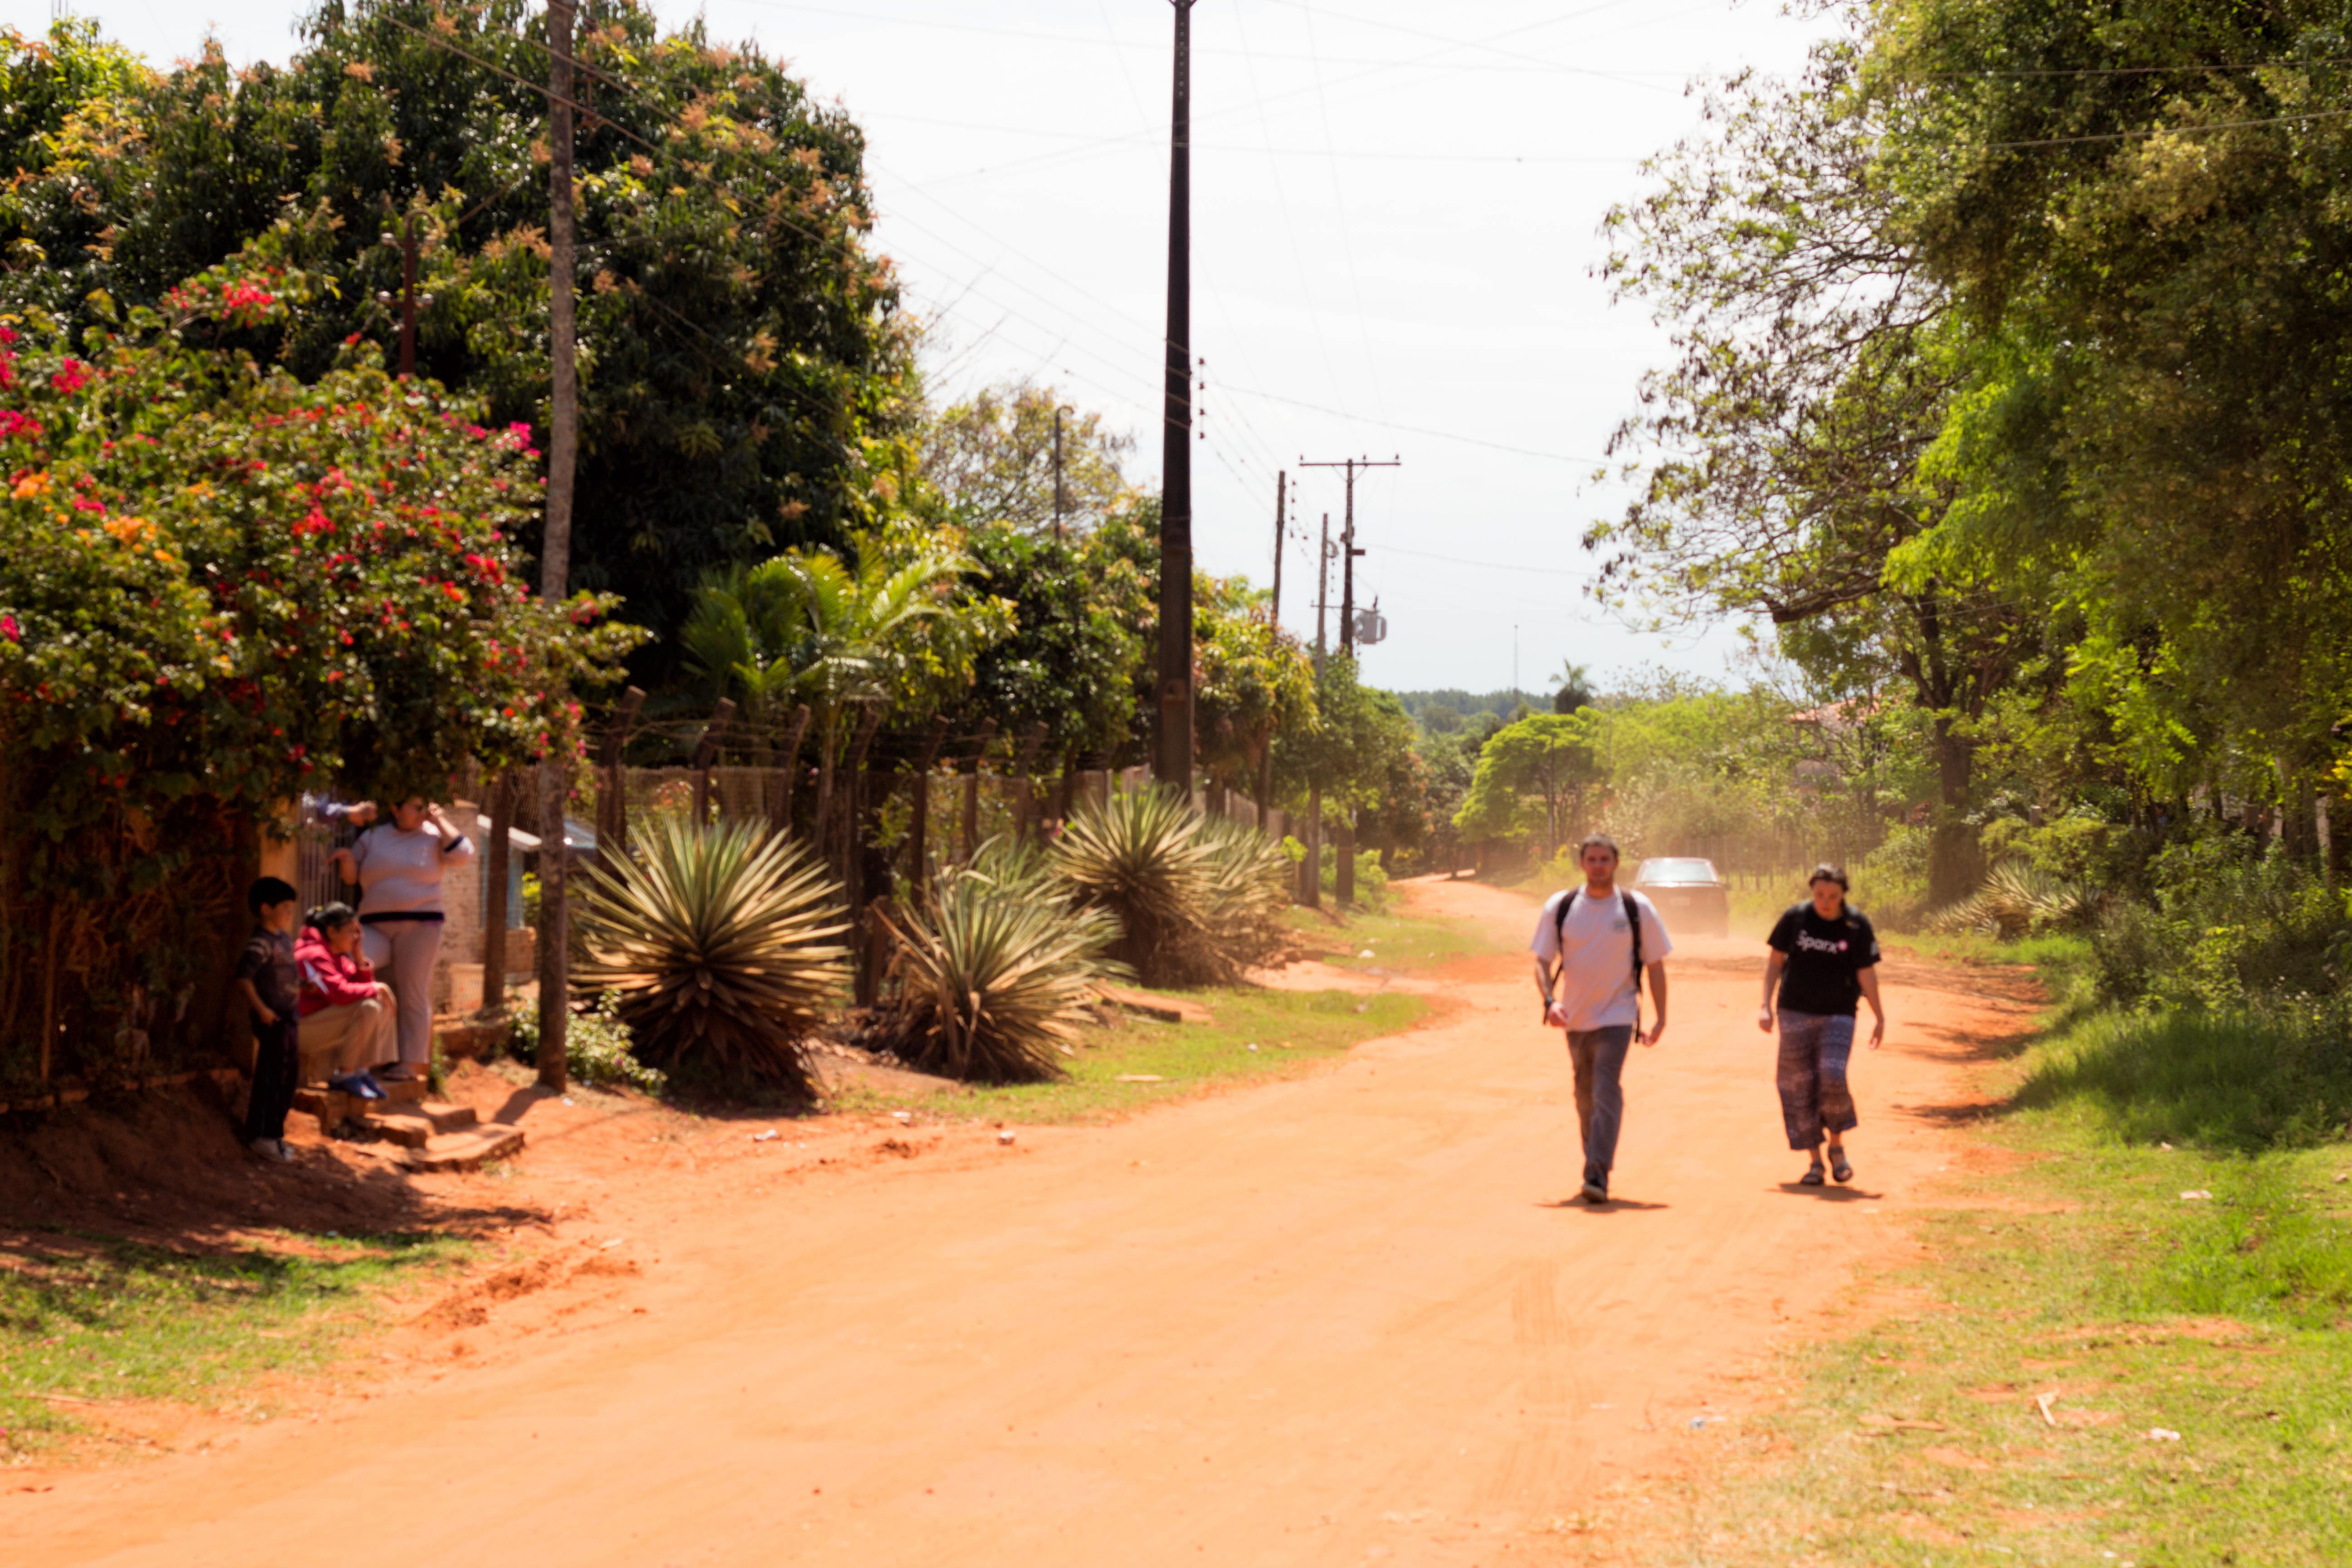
[1830,1149,1853,1184]
[1799,1160,1826,1186]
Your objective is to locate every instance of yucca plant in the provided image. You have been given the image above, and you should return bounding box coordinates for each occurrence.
[1051,786,1218,984]
[1050,787,1291,985]
[877,850,1126,1083]
[574,816,853,1098]
[1929,860,2092,940]
[1196,812,1296,961]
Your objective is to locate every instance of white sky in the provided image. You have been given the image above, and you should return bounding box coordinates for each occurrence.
[20,0,1833,694]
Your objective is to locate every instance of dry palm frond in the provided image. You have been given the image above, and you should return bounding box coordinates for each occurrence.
[877,866,1124,1083]
[575,816,851,1098]
[1929,861,2091,939]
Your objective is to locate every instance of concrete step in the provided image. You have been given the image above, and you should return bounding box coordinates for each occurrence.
[363,1100,480,1148]
[403,1122,525,1173]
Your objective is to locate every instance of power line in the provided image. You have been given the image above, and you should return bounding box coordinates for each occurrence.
[1217,385,1604,464]
[1379,544,1590,578]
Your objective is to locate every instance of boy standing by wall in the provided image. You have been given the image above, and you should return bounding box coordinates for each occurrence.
[235,877,303,1163]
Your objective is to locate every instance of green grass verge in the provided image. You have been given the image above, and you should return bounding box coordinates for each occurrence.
[1,1229,468,1460]
[830,986,1427,1125]
[1289,902,1494,971]
[1628,980,2352,1566]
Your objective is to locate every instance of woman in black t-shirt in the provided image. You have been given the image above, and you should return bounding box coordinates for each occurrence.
[1758,864,1886,1186]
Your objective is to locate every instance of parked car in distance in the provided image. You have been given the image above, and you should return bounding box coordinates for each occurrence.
[1633,856,1730,937]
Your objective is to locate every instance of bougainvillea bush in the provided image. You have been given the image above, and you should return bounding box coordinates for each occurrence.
[0,265,637,1086]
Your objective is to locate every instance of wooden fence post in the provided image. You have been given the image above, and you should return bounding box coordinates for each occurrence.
[1010,722,1048,842]
[597,686,645,861]
[906,716,951,903]
[773,704,811,840]
[689,699,735,828]
[840,706,883,885]
[959,718,998,865]
[480,771,515,1015]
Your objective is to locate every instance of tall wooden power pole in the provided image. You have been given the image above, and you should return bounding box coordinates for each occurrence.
[1301,456,1399,658]
[1268,468,1286,627]
[1155,0,1197,792]
[535,0,580,1091]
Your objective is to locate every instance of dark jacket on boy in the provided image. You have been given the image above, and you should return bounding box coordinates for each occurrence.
[236,925,301,1145]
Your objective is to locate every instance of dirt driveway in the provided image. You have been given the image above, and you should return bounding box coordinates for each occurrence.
[9,878,2035,1566]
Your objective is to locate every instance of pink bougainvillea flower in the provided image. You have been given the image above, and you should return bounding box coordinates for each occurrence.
[50,360,91,395]
[0,614,19,643]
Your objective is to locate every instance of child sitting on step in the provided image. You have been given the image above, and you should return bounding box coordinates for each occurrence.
[295,902,394,1102]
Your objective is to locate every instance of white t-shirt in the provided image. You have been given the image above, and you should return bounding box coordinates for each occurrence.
[1530,885,1674,1032]
[351,823,475,918]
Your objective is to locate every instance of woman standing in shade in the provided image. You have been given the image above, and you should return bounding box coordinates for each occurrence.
[1758,864,1886,1186]
[334,795,474,1082]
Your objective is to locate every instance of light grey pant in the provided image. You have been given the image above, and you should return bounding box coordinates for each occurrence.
[298,990,397,1080]
[362,919,443,1067]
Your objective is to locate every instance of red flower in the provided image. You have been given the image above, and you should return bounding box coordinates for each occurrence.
[0,614,18,643]
[51,360,91,395]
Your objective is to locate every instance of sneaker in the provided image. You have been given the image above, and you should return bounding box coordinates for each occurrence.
[349,1069,388,1101]
[1580,1174,1608,1204]
[275,1139,296,1162]
[248,1136,286,1161]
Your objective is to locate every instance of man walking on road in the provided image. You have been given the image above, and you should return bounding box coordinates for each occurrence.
[1531,833,1673,1203]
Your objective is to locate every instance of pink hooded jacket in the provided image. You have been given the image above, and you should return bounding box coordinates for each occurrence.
[295,927,380,1018]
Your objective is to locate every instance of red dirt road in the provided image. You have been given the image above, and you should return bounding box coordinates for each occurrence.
[9,879,2033,1566]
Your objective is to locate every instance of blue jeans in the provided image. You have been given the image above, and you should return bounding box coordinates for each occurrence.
[1775,1010,1857,1150]
[1565,1025,1635,1180]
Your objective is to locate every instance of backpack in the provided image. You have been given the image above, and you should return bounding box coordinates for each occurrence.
[1552,887,1646,1028]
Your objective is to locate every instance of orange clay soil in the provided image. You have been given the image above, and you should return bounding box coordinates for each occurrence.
[5,877,2043,1567]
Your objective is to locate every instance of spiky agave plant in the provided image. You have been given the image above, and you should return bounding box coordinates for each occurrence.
[1050,786,1220,985]
[1194,813,1295,975]
[1928,861,2092,940]
[574,816,853,1098]
[878,855,1125,1083]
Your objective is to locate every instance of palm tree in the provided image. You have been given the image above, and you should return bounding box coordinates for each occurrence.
[683,544,970,864]
[1549,659,1597,714]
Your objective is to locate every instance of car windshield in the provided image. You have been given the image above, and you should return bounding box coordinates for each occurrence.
[1636,858,1719,885]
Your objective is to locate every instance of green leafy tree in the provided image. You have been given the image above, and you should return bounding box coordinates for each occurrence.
[1453,711,1604,858]
[0,255,635,1081]
[922,382,1137,536]
[1592,47,2039,901]
[1870,0,2352,846]
[951,522,1149,770]
[1193,574,1317,803]
[0,4,913,657]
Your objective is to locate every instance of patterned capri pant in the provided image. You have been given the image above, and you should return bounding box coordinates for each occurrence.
[1775,1009,1858,1151]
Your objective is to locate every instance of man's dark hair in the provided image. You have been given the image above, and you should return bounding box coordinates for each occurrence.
[247,877,299,915]
[1808,862,1850,892]
[1576,833,1621,862]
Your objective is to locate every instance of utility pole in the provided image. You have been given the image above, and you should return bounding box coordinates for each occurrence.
[1300,456,1399,658]
[535,0,580,1092]
[1268,468,1286,628]
[1154,0,1198,792]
